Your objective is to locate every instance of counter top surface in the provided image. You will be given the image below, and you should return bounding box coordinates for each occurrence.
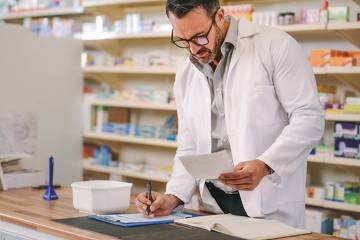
[0,187,339,240]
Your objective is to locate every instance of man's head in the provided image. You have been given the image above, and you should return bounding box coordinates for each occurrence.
[166,0,227,64]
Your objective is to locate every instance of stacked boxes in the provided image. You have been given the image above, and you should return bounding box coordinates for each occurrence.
[309,49,360,68]
[308,182,360,205]
[334,122,360,159]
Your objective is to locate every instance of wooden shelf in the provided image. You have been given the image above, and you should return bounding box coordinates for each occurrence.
[308,155,360,167]
[76,31,171,41]
[83,160,170,182]
[277,23,326,33]
[327,22,360,48]
[83,0,166,8]
[306,198,360,213]
[314,67,360,75]
[88,99,177,111]
[0,8,83,20]
[83,66,177,75]
[325,113,360,122]
[84,131,178,148]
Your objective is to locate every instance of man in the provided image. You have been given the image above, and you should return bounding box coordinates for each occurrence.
[136,0,324,228]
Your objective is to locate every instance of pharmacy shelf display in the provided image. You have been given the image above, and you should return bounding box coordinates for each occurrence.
[84,132,178,148]
[83,66,177,75]
[89,99,176,111]
[83,160,170,183]
[0,7,84,20]
[76,31,171,42]
[308,155,360,168]
[306,198,360,213]
[83,0,166,8]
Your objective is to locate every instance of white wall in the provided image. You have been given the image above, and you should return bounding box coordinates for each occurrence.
[0,24,83,185]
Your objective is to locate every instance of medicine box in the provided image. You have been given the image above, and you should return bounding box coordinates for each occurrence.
[334,138,360,158]
[305,209,333,234]
[334,122,360,139]
[328,6,350,23]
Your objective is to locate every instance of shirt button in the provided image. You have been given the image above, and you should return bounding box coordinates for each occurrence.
[216,88,221,92]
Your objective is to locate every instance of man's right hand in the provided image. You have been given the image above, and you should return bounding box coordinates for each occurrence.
[135,191,183,217]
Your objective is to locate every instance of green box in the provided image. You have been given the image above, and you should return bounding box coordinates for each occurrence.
[344,192,360,205]
[328,6,350,23]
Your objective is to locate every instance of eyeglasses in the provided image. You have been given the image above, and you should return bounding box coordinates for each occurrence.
[170,10,218,49]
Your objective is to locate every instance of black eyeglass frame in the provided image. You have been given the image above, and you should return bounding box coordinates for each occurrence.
[170,9,219,48]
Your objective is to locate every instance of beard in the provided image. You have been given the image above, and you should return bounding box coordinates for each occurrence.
[191,24,224,64]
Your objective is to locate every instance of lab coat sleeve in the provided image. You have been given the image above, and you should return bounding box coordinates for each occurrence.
[257,33,325,186]
[165,72,197,204]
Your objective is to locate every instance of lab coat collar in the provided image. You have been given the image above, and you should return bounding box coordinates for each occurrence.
[228,18,260,79]
[237,17,260,39]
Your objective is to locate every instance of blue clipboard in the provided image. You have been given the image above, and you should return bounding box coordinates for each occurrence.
[88,212,199,227]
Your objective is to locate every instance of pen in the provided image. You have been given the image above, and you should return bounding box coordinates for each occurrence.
[146,181,153,215]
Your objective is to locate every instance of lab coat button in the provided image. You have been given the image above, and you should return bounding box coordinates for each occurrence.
[205,98,210,103]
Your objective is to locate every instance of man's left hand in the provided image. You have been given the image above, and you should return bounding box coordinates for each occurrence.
[219,160,269,191]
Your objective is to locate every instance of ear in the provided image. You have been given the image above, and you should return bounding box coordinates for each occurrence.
[216,8,225,24]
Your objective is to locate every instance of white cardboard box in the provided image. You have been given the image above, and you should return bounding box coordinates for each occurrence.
[3,169,44,189]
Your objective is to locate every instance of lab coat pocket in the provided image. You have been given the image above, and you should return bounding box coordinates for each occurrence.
[260,175,279,214]
[253,85,287,126]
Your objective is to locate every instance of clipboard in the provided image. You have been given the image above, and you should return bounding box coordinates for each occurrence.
[88,212,198,227]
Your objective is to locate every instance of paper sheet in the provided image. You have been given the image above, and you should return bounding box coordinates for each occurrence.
[0,112,36,159]
[96,212,192,223]
[179,150,234,179]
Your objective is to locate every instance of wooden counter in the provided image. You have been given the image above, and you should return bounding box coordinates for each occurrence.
[0,188,339,240]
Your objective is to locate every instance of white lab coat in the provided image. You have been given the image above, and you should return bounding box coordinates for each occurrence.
[165,19,325,228]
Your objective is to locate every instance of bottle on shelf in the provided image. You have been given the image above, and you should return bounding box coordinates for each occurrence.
[320,0,329,25]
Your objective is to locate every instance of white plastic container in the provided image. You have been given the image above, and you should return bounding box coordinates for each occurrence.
[71,180,133,214]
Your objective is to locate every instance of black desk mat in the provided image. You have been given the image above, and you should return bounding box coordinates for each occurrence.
[54,216,243,240]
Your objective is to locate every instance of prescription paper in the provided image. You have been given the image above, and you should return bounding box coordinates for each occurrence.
[95,212,192,223]
[179,150,234,179]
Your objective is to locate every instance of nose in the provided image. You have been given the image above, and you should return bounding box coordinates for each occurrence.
[189,42,202,55]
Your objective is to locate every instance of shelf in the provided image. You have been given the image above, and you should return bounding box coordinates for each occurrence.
[88,99,177,111]
[76,31,171,41]
[83,0,166,8]
[308,155,360,167]
[0,8,83,20]
[314,67,360,75]
[306,198,360,213]
[325,113,360,122]
[83,66,177,75]
[84,131,179,148]
[83,160,170,182]
[327,22,360,48]
[277,23,326,33]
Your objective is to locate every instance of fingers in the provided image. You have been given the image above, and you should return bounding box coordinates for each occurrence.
[149,196,165,212]
[219,170,250,180]
[220,177,252,186]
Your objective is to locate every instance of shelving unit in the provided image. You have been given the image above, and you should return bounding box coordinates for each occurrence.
[308,155,360,167]
[277,23,326,33]
[83,160,170,182]
[325,113,360,122]
[84,131,178,148]
[327,22,360,48]
[89,99,176,111]
[306,198,360,213]
[0,7,84,20]
[83,0,166,8]
[76,31,171,42]
[83,66,177,75]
